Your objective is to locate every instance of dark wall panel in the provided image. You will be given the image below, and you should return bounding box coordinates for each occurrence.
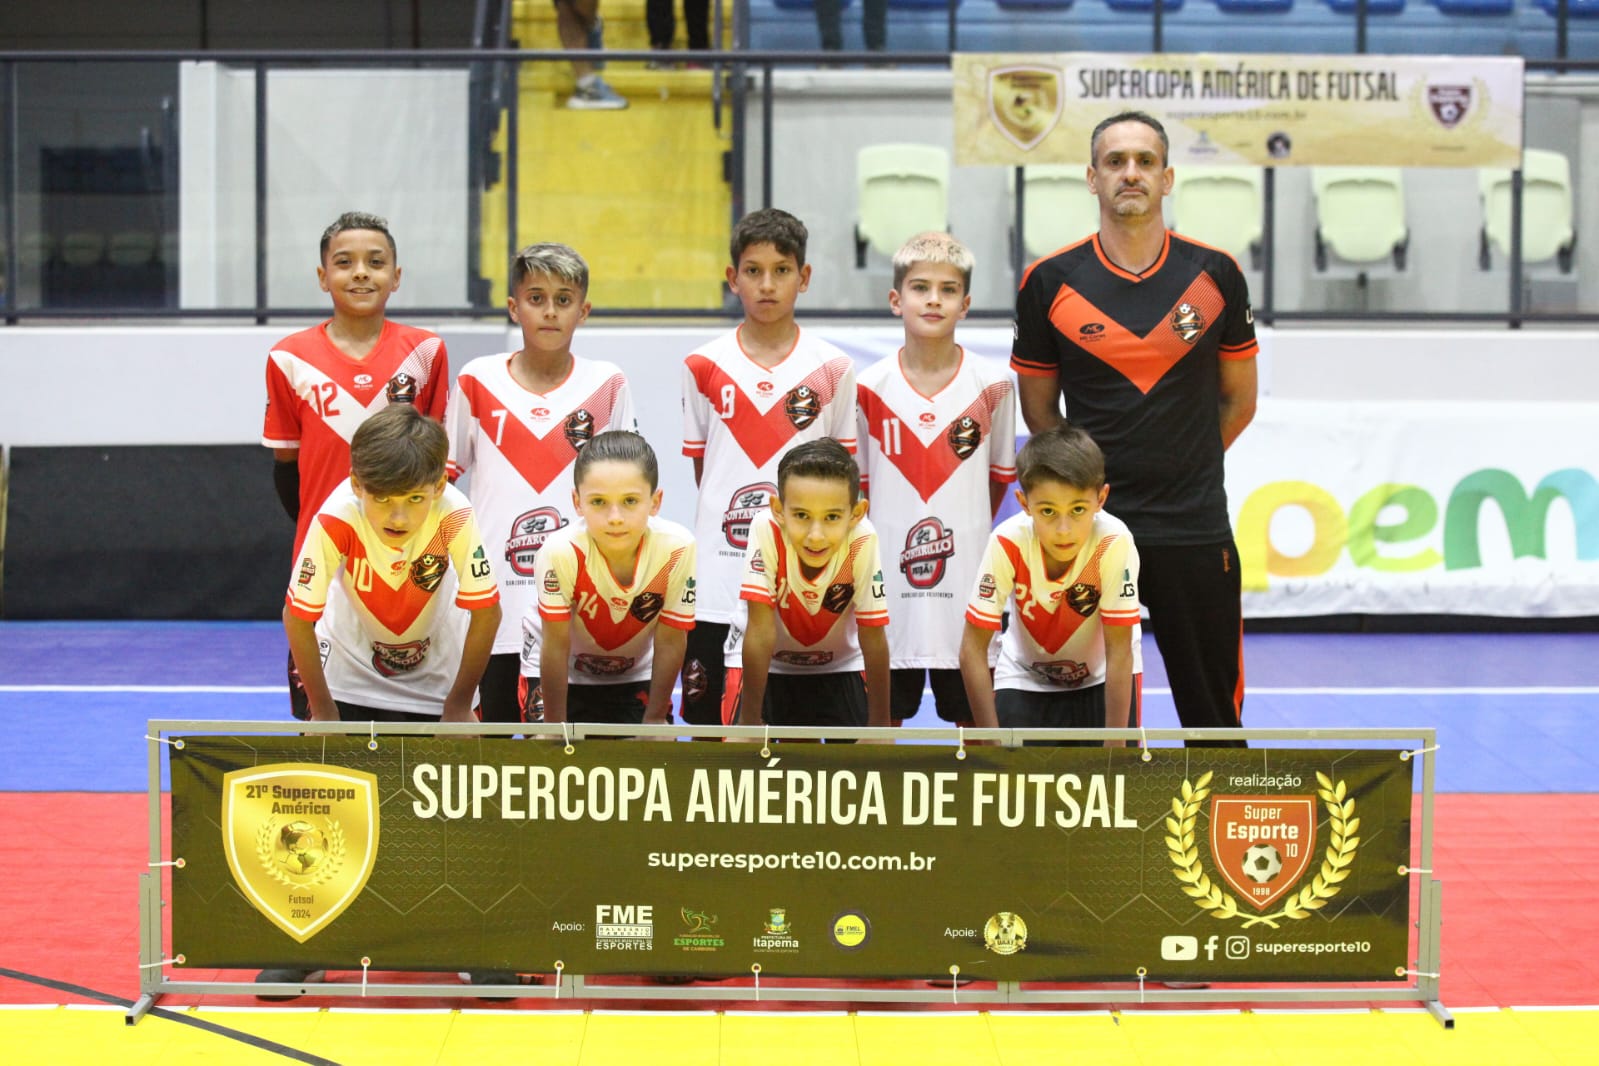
[4,445,294,620]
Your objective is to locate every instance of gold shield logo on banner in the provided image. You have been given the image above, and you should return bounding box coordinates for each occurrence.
[1208,795,1317,911]
[221,763,380,943]
[987,66,1063,152]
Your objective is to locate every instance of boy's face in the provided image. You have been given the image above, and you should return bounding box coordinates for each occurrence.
[889,261,970,342]
[318,229,400,317]
[572,460,663,560]
[771,474,867,575]
[353,476,446,549]
[1016,478,1109,569]
[726,242,811,328]
[509,272,590,357]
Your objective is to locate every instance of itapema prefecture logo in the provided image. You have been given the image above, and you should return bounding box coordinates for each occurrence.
[221,764,379,943]
[987,65,1063,152]
[1168,771,1359,929]
[753,907,800,953]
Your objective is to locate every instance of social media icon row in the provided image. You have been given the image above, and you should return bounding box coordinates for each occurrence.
[1159,934,1251,961]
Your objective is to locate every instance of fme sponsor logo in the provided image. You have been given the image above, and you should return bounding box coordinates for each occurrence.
[595,904,654,951]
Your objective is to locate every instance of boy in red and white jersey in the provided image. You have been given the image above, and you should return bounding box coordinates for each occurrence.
[286,403,500,722]
[726,439,890,733]
[447,243,635,723]
[263,211,449,556]
[961,424,1139,744]
[520,431,695,726]
[263,212,450,720]
[856,232,1016,727]
[681,209,858,727]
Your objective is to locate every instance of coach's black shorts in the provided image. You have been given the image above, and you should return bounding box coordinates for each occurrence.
[889,667,971,724]
[994,683,1106,746]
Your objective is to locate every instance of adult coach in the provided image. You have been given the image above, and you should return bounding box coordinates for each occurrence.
[1011,110,1258,747]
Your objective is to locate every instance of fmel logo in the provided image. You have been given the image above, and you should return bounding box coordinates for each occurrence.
[221,764,380,943]
[901,518,956,589]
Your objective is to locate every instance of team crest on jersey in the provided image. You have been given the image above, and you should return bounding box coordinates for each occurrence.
[1065,581,1100,617]
[784,385,821,430]
[372,638,431,677]
[775,650,834,667]
[565,408,595,449]
[296,557,317,587]
[575,654,635,677]
[722,483,776,549]
[978,573,998,601]
[947,416,982,461]
[822,581,854,614]
[507,508,569,575]
[900,518,955,590]
[386,373,418,404]
[1030,658,1089,687]
[1170,302,1206,343]
[630,591,665,624]
[410,554,447,593]
[543,570,561,593]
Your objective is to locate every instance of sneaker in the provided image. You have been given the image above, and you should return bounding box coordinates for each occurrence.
[254,967,325,1001]
[567,78,628,111]
[586,16,605,70]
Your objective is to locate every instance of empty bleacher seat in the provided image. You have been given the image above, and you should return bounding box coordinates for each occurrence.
[994,0,1074,8]
[1170,166,1264,268]
[1429,0,1510,13]
[1215,0,1293,11]
[854,143,950,267]
[1478,148,1576,273]
[1321,0,1404,12]
[1105,0,1186,9]
[1014,165,1098,260]
[1312,167,1408,271]
[1533,0,1599,14]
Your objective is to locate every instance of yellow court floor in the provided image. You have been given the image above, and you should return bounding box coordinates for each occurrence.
[3,1005,1596,1066]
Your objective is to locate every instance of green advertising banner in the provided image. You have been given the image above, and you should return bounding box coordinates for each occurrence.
[171,738,1412,983]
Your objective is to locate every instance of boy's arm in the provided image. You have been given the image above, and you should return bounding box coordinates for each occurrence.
[443,602,500,723]
[692,456,703,488]
[858,625,892,729]
[1102,624,1133,747]
[958,622,1000,730]
[537,617,572,725]
[737,602,777,727]
[988,479,1007,519]
[645,626,688,725]
[273,456,301,521]
[283,606,338,722]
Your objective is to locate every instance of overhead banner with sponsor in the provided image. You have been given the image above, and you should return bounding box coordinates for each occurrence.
[171,736,1411,982]
[1227,399,1599,617]
[953,52,1523,168]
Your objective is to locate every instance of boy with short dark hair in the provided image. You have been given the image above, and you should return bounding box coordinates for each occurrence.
[857,232,1016,727]
[286,403,500,724]
[727,438,890,732]
[960,424,1139,743]
[447,242,635,724]
[263,211,450,719]
[680,208,859,728]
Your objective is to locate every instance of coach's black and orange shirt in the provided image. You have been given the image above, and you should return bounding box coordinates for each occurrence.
[1011,232,1258,546]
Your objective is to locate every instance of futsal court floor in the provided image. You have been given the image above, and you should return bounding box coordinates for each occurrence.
[1,621,1595,1064]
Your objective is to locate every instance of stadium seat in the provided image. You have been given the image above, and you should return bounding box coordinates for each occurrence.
[886,0,961,8]
[1215,0,1293,11]
[1321,0,1404,12]
[108,232,158,267]
[995,0,1074,8]
[1533,0,1599,12]
[1478,148,1576,273]
[1311,167,1408,271]
[1170,165,1264,268]
[854,143,949,267]
[771,0,849,9]
[1013,164,1098,261]
[1105,0,1186,9]
[59,232,106,268]
[1428,0,1510,12]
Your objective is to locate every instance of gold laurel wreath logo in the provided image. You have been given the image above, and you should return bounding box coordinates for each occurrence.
[1166,771,1360,930]
[256,817,347,889]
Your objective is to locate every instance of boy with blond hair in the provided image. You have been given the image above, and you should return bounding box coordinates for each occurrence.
[680,208,859,727]
[857,232,1016,727]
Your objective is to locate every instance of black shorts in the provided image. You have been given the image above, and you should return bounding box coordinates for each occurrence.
[334,700,440,724]
[521,678,650,727]
[889,667,972,724]
[763,671,867,741]
[680,621,729,727]
[994,684,1106,747]
[477,653,524,724]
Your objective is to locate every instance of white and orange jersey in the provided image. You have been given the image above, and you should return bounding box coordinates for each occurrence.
[856,350,1017,669]
[287,481,499,715]
[518,516,696,686]
[262,320,449,554]
[726,512,887,675]
[445,352,635,654]
[682,327,857,624]
[965,510,1140,693]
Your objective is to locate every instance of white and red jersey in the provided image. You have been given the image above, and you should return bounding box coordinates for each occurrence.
[263,320,449,554]
[518,516,696,686]
[856,350,1016,669]
[445,353,635,654]
[727,512,888,675]
[965,510,1140,693]
[286,482,499,716]
[682,327,857,624]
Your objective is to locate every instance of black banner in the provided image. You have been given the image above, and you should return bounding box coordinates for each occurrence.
[171,738,1412,982]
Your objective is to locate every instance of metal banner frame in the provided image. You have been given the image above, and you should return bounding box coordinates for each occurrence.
[132,721,1448,1028]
